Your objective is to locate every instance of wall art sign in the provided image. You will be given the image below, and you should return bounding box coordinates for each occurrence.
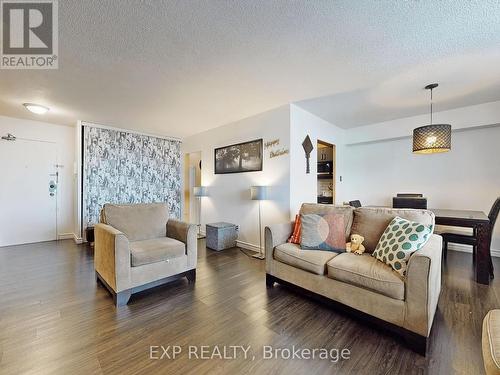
[270,149,289,158]
[302,135,313,174]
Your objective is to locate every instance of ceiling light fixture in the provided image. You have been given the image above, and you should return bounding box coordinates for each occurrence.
[23,103,49,115]
[412,83,451,154]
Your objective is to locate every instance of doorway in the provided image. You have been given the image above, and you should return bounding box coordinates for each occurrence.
[0,137,58,246]
[183,151,202,223]
[317,140,336,205]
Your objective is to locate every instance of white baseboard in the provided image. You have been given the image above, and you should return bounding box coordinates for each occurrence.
[57,233,75,240]
[236,240,260,253]
[448,243,500,258]
[73,234,83,244]
[57,232,83,244]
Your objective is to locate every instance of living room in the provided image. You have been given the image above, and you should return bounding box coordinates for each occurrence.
[1,1,500,374]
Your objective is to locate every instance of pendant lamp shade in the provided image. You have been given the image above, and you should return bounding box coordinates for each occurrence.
[413,83,451,154]
[413,124,451,154]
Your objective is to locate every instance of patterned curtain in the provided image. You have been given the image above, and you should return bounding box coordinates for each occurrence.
[83,126,181,226]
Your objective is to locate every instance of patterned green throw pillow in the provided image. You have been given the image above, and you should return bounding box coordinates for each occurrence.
[372,216,433,277]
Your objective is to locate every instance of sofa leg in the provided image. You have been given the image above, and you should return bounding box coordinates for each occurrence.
[114,290,132,307]
[266,273,275,288]
[186,269,196,283]
[401,331,427,356]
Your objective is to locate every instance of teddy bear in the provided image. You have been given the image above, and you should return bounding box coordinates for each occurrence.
[346,234,365,255]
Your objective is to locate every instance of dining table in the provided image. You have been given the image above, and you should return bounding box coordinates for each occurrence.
[430,208,492,285]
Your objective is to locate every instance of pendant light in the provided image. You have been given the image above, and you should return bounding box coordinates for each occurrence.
[412,83,451,154]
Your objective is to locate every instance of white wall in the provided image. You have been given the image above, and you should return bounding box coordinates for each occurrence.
[0,115,75,238]
[345,100,500,144]
[344,125,500,251]
[182,106,291,251]
[289,104,347,215]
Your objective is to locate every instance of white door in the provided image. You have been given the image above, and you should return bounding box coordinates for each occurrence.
[0,139,58,247]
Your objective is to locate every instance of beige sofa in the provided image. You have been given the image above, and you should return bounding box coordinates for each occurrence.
[265,204,442,355]
[94,203,197,306]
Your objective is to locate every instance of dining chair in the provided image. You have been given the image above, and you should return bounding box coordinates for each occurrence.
[349,200,362,208]
[442,197,500,275]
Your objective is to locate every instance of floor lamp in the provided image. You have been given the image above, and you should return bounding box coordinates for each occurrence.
[251,186,268,259]
[193,186,208,239]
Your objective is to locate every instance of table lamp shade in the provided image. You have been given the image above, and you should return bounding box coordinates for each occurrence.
[251,186,267,200]
[193,186,208,197]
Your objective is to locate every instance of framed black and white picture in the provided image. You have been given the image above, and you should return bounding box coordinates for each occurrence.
[214,139,263,174]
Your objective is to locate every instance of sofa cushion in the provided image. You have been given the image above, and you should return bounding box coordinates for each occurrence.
[102,203,169,241]
[130,237,185,267]
[350,207,435,253]
[299,203,354,241]
[274,242,339,275]
[482,310,500,375]
[327,253,405,300]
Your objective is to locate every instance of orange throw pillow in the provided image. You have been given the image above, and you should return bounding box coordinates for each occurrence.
[288,214,302,244]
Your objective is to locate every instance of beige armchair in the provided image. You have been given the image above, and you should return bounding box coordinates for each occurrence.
[94,203,197,306]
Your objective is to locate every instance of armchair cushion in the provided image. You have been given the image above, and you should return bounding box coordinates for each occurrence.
[130,237,185,267]
[102,203,169,241]
[482,310,500,375]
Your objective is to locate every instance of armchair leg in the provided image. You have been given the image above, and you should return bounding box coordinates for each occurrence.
[114,290,131,307]
[186,269,196,283]
[443,240,448,260]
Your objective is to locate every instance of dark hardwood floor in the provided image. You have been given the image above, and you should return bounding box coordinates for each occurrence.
[0,239,498,374]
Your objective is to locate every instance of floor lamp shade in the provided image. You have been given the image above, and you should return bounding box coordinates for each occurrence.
[412,124,451,154]
[251,186,267,200]
[193,186,208,197]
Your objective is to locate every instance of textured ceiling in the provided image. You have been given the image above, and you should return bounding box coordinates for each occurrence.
[1,0,499,137]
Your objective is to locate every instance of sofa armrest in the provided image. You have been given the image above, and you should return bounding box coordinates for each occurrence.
[265,221,294,273]
[167,219,197,269]
[404,233,442,336]
[94,223,131,292]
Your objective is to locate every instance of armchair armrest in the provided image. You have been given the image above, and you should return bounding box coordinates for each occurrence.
[265,221,294,273]
[167,219,197,269]
[404,233,442,336]
[94,223,130,292]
